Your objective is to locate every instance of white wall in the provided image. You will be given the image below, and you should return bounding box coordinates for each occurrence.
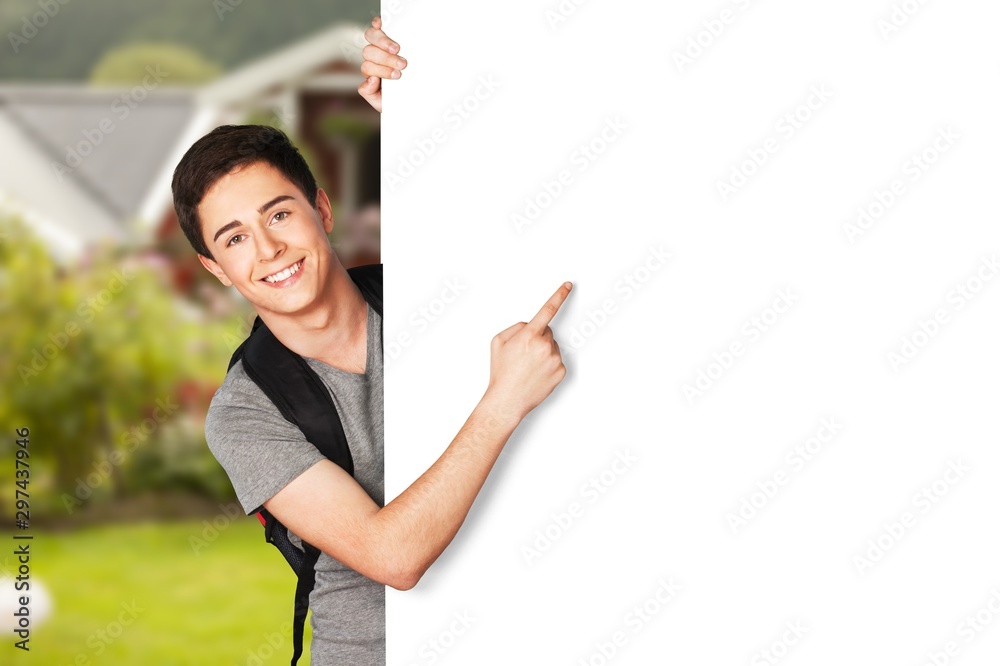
[382,2,1000,664]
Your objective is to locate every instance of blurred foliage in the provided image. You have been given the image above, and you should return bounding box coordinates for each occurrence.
[321,114,378,144]
[89,42,223,84]
[0,214,251,521]
[0,0,375,81]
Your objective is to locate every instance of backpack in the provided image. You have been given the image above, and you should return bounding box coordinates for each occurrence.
[226,263,383,666]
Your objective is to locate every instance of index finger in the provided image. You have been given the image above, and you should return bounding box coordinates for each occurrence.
[526,282,573,333]
[365,17,400,54]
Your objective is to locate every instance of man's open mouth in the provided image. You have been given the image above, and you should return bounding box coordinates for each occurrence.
[261,258,304,283]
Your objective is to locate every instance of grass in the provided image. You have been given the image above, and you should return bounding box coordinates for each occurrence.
[4,518,311,665]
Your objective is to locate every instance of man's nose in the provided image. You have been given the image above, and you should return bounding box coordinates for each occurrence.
[256,228,284,261]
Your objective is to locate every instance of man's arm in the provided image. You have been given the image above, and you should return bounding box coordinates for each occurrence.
[358,15,406,113]
[264,282,573,590]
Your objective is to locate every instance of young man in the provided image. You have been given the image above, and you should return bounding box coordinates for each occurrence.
[169,20,572,665]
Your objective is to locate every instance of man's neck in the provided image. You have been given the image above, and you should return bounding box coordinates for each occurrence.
[258,264,368,369]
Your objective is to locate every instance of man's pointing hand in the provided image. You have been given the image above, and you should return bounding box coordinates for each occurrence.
[486,282,573,420]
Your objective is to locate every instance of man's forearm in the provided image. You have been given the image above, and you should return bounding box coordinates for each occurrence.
[267,284,572,589]
[371,390,522,589]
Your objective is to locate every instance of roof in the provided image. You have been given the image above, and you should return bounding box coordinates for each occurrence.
[0,21,367,258]
[198,22,365,106]
[0,85,197,245]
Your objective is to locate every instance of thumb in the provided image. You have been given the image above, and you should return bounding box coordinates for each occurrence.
[358,76,383,112]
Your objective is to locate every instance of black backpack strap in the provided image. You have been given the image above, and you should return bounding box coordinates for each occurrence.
[291,544,322,665]
[347,263,383,318]
[227,262,381,370]
[259,507,309,575]
[258,506,320,666]
[224,263,383,665]
[346,262,382,354]
[228,263,384,471]
[242,322,356,474]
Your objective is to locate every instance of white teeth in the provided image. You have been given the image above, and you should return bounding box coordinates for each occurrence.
[263,260,301,283]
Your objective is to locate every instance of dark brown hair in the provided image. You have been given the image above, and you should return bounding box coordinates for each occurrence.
[171,125,318,259]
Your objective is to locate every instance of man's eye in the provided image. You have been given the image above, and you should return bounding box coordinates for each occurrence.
[273,211,290,222]
[227,234,246,246]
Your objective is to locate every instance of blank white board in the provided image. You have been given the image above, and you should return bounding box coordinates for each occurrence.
[381,2,1000,664]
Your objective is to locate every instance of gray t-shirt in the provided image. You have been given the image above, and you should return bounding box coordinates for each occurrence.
[204,301,385,665]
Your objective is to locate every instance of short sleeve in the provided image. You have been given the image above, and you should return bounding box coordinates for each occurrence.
[204,361,326,515]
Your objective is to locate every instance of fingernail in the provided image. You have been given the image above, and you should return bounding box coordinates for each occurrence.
[389,44,399,54]
[391,70,401,79]
[564,282,572,290]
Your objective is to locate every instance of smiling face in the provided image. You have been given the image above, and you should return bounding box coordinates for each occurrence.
[197,161,337,319]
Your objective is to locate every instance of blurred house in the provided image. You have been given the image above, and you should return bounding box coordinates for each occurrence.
[0,22,380,282]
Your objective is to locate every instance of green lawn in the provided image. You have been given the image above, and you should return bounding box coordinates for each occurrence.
[4,519,310,665]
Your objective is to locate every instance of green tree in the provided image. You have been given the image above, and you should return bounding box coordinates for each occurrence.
[0,0,377,82]
[89,42,222,85]
[0,216,243,518]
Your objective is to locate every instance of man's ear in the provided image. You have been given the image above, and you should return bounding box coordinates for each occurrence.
[316,188,334,234]
[198,253,233,287]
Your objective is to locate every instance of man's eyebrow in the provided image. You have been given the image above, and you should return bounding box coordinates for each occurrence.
[211,195,298,244]
[212,220,242,243]
[258,194,296,215]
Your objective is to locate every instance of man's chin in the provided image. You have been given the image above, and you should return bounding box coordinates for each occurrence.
[234,287,318,319]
